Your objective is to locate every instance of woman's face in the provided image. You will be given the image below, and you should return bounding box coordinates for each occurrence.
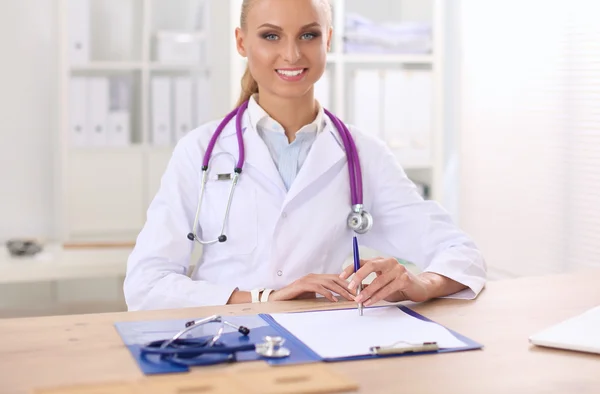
[236,0,332,101]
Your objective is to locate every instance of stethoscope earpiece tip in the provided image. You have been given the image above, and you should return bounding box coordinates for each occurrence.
[187,233,195,241]
[218,235,227,243]
[239,326,250,336]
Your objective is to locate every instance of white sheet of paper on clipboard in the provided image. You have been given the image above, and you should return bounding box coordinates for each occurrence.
[269,306,468,359]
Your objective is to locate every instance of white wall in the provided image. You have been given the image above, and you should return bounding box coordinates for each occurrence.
[0,0,58,241]
[458,1,600,278]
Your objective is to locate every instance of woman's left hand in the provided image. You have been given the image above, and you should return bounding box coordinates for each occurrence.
[339,257,430,305]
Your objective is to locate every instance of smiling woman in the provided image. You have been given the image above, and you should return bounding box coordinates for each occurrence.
[123,0,486,311]
[234,0,332,111]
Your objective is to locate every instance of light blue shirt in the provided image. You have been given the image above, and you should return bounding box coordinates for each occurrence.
[247,95,326,191]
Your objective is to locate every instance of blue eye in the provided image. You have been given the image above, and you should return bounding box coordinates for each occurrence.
[263,33,278,41]
[301,33,318,40]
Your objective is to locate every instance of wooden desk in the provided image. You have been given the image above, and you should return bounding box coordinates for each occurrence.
[1,270,599,394]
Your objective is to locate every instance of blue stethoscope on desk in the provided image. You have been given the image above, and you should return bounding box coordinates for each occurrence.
[139,315,291,367]
[186,99,373,245]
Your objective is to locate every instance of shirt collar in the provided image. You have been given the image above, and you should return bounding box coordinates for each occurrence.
[247,94,326,136]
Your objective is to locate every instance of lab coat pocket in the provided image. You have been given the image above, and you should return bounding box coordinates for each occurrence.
[198,176,258,256]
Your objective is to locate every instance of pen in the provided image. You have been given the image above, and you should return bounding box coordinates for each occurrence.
[352,235,363,316]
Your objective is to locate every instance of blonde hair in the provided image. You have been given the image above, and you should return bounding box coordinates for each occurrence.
[235,0,332,107]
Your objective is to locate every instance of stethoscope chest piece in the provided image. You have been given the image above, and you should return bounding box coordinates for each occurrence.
[255,336,291,358]
[347,205,373,234]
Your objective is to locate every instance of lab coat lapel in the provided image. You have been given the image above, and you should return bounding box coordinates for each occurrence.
[282,120,346,209]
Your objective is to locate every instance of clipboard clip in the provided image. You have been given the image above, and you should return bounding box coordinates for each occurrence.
[369,341,439,355]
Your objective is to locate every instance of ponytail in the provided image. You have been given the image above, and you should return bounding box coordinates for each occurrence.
[235,64,259,107]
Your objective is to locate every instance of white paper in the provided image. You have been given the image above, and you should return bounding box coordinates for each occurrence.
[270,306,467,359]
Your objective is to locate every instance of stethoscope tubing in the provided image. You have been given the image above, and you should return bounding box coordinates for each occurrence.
[141,340,256,357]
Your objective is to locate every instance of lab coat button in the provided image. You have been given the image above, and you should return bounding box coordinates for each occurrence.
[277,270,283,276]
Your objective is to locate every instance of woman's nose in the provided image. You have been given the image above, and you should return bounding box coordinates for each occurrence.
[282,40,301,63]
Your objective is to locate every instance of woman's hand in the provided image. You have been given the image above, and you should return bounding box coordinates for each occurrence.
[339,257,431,305]
[269,274,356,302]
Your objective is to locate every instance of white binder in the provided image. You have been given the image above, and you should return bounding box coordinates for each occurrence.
[383,70,411,161]
[151,77,173,146]
[174,77,193,142]
[352,70,382,137]
[69,77,88,147]
[315,70,331,109]
[194,74,211,126]
[409,71,433,165]
[87,77,109,147]
[107,111,130,147]
[383,70,432,167]
[107,77,131,146]
[67,0,90,64]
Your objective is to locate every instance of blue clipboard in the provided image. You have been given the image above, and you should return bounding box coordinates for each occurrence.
[114,305,482,375]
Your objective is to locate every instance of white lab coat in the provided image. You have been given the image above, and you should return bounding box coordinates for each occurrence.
[124,112,486,311]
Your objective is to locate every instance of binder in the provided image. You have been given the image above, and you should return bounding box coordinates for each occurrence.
[194,74,211,126]
[114,305,482,376]
[67,0,90,64]
[174,77,193,142]
[151,77,173,146]
[409,70,432,165]
[87,77,109,146]
[107,76,131,146]
[383,70,411,155]
[352,70,382,137]
[107,111,130,147]
[69,77,88,147]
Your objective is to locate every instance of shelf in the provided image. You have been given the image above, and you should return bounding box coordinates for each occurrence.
[149,63,208,71]
[70,62,144,71]
[328,54,434,65]
[68,145,146,153]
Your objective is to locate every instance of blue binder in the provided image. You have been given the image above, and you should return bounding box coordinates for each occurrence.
[114,305,482,375]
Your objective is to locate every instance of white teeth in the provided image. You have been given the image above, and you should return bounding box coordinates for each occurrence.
[277,69,304,76]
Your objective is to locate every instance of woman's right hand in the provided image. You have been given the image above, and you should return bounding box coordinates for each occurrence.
[269,274,356,302]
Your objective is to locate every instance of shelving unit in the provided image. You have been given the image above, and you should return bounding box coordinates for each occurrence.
[56,0,215,244]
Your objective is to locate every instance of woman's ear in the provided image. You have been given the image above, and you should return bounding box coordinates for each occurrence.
[235,27,247,57]
[326,26,333,52]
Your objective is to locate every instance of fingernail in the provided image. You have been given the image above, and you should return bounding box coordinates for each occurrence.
[348,281,356,290]
[339,273,345,279]
[364,299,372,306]
[355,295,363,303]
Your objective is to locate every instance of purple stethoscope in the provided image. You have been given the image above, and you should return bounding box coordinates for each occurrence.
[186,100,373,245]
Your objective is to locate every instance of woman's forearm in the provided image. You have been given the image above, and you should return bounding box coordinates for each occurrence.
[418,272,468,300]
[227,289,252,304]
